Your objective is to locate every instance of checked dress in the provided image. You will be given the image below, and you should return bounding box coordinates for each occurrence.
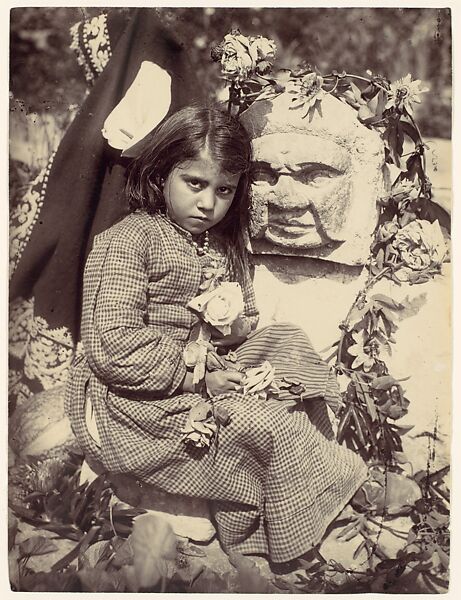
[65,210,368,563]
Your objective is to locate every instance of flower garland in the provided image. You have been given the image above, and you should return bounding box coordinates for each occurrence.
[210,30,450,583]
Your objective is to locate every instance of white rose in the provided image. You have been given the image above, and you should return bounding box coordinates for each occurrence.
[394,219,448,272]
[250,36,277,61]
[188,282,245,335]
[221,34,255,78]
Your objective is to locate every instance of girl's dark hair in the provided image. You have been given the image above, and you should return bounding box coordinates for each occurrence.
[125,105,252,282]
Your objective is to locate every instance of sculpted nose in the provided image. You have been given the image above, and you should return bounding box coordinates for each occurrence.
[271,174,312,208]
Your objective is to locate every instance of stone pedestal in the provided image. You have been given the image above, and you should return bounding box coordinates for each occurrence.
[9,385,77,458]
[80,458,216,543]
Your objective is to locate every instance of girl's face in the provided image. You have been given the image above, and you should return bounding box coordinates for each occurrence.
[163,147,240,235]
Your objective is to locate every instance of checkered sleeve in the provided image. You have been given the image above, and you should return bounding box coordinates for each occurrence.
[87,223,187,397]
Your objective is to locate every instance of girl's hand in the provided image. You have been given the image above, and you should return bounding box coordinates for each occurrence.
[205,369,243,397]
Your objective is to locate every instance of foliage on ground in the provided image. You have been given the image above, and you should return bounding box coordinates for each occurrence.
[8,444,449,593]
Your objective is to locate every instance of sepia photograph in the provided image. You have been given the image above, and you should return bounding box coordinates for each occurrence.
[7,4,453,594]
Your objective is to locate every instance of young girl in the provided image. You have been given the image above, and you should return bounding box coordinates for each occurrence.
[65,105,368,564]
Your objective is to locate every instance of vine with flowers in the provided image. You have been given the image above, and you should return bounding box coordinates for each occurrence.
[211,30,450,592]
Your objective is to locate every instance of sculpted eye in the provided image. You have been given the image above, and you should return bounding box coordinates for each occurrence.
[251,162,278,186]
[297,164,342,185]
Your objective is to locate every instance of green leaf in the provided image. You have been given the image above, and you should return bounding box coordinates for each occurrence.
[418,199,451,232]
[353,539,367,560]
[393,451,410,465]
[349,80,364,103]
[120,565,139,593]
[177,540,207,558]
[371,293,403,310]
[399,120,421,145]
[375,247,385,270]
[19,570,80,592]
[131,513,177,589]
[111,537,134,568]
[361,82,380,101]
[375,89,387,117]
[358,104,375,121]
[228,552,275,593]
[78,567,118,592]
[19,536,59,559]
[337,519,360,541]
[178,555,205,583]
[51,526,100,572]
[370,375,398,391]
[384,119,404,167]
[33,523,82,541]
[392,424,414,436]
[8,502,41,521]
[191,567,233,593]
[336,404,353,443]
[436,546,450,570]
[79,539,113,570]
[351,407,369,448]
[406,153,424,180]
[423,571,449,590]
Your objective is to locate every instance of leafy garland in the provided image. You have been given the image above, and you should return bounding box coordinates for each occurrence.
[211,29,450,590]
[211,29,449,459]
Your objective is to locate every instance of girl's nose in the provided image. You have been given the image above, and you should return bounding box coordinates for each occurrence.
[196,188,216,212]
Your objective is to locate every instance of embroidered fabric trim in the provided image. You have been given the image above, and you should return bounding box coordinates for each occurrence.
[9,151,56,279]
[69,13,112,85]
[9,296,76,391]
[8,369,33,407]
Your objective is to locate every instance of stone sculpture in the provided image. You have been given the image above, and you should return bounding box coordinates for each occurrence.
[241,91,389,265]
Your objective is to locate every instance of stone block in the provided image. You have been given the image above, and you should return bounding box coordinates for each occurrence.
[80,458,216,543]
[9,385,77,458]
[253,256,451,473]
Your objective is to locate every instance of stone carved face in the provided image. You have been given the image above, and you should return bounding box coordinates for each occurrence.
[241,93,388,265]
[251,133,352,249]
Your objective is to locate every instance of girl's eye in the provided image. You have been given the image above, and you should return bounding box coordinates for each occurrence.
[188,179,203,189]
[217,186,233,196]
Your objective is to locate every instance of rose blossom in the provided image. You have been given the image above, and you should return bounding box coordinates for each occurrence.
[221,33,255,78]
[188,282,245,335]
[249,36,276,62]
[392,219,447,281]
[219,32,276,80]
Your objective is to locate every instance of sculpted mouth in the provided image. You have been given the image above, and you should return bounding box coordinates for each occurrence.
[270,216,316,236]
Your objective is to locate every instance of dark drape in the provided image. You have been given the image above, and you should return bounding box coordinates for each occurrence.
[9,8,201,403]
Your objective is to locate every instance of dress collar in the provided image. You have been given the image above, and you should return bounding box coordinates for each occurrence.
[158,210,209,243]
